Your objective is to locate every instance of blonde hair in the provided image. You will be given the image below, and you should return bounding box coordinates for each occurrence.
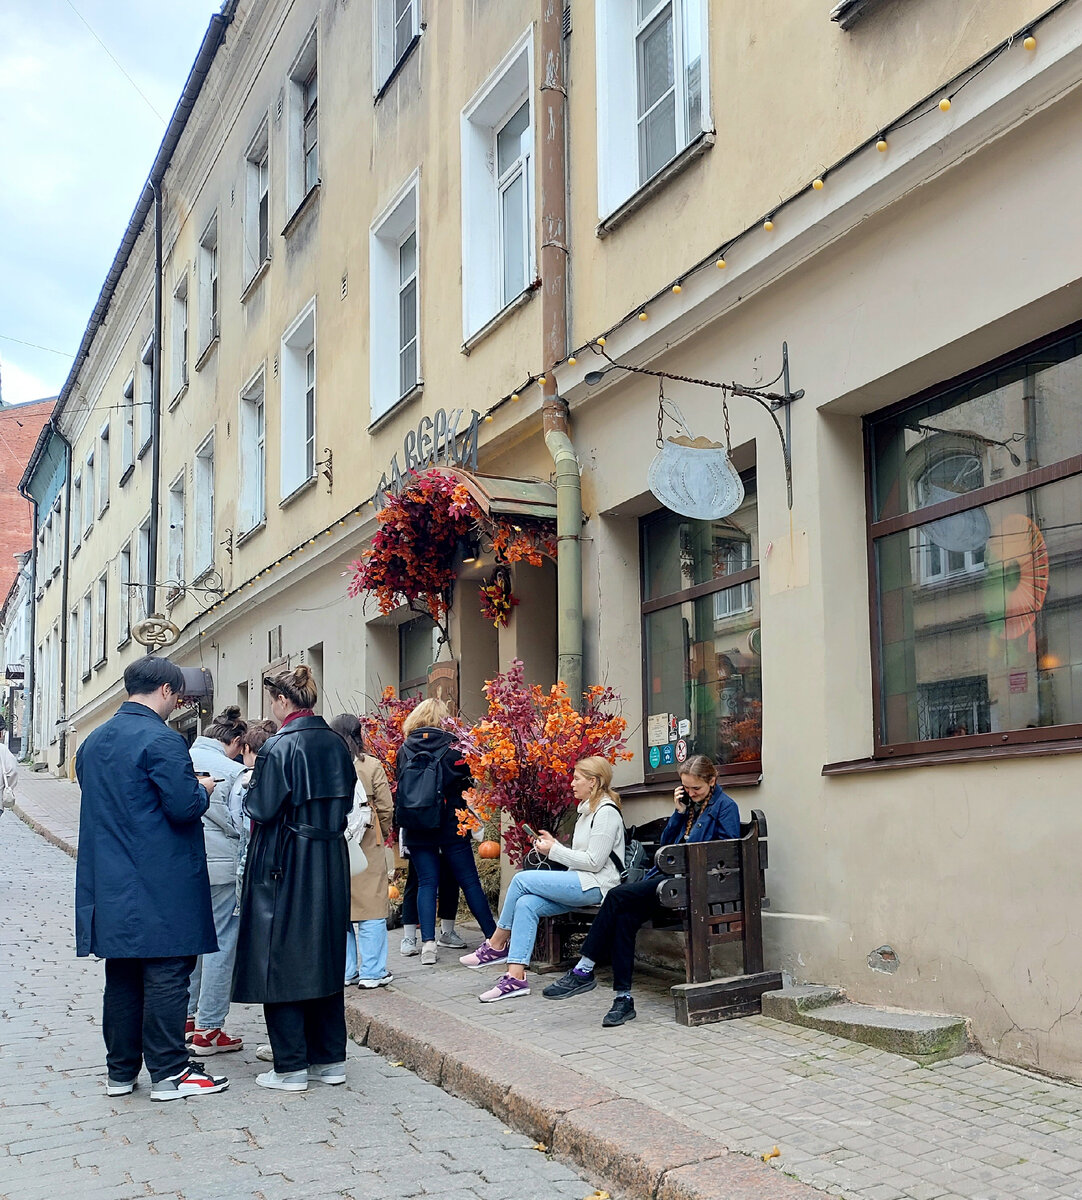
[575,756,622,813]
[401,697,450,738]
[263,664,318,710]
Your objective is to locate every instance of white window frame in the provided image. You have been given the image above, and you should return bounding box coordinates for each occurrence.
[120,375,135,476]
[136,517,152,620]
[288,30,319,215]
[193,434,215,578]
[97,422,110,516]
[374,0,419,95]
[244,120,271,286]
[138,336,153,456]
[172,275,189,397]
[239,368,267,534]
[83,452,95,537]
[70,472,82,549]
[167,472,185,584]
[80,591,92,680]
[370,173,420,421]
[461,31,534,340]
[596,0,710,218]
[281,301,317,499]
[94,573,107,667]
[198,216,219,352]
[68,606,79,702]
[118,541,131,645]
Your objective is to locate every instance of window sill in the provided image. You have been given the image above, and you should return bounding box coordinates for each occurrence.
[117,634,131,651]
[368,382,424,433]
[93,656,107,672]
[282,183,321,239]
[43,575,52,590]
[461,283,538,355]
[51,565,61,579]
[138,437,153,461]
[241,258,272,304]
[623,769,762,798]
[279,474,317,509]
[98,502,109,520]
[374,34,421,103]
[169,383,188,412]
[195,335,219,373]
[118,463,135,488]
[83,523,93,541]
[71,543,81,559]
[191,564,215,588]
[597,131,716,238]
[823,738,1082,775]
[81,670,92,683]
[236,520,267,547]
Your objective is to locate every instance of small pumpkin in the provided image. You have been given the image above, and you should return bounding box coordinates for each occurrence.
[388,884,401,901]
[478,840,501,860]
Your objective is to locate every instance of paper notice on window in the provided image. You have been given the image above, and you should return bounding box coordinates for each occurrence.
[647,713,669,747]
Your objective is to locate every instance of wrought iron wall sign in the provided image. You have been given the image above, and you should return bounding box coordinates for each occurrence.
[376,408,481,505]
[132,614,181,649]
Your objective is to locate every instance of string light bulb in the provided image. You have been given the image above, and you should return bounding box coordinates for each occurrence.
[638,311,648,321]
[538,375,546,385]
[484,414,493,422]
[671,284,682,294]
[567,356,577,366]
[812,177,824,191]
[716,257,726,269]
[1024,34,1037,50]
[876,137,888,152]
[938,97,951,111]
[510,392,520,402]
[763,218,774,232]
[596,336,606,347]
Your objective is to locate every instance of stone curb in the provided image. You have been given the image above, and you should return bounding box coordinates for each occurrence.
[13,804,77,859]
[345,988,824,1200]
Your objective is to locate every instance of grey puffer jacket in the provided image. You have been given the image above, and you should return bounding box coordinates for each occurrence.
[189,736,247,887]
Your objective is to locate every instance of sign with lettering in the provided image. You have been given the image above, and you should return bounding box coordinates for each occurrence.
[376,408,481,506]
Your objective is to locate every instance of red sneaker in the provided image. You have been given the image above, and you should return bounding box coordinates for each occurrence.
[185,1018,196,1043]
[189,1028,243,1055]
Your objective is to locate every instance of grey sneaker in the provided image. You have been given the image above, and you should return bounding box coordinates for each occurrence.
[420,941,438,965]
[307,1061,346,1085]
[150,1063,229,1102]
[255,1044,274,1062]
[436,928,467,949]
[358,973,394,989]
[399,935,419,957]
[106,1075,137,1097]
[255,1069,308,1092]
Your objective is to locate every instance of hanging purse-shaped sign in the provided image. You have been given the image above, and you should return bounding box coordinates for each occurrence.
[648,435,745,520]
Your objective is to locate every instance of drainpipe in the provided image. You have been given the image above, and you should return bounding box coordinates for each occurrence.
[23,500,38,758]
[539,0,582,705]
[147,180,164,635]
[55,423,73,766]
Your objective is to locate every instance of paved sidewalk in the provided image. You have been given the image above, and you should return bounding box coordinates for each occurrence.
[0,811,602,1200]
[14,772,1082,1200]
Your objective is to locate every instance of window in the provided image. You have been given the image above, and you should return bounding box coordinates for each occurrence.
[137,517,152,620]
[120,376,135,476]
[80,591,92,680]
[370,177,419,418]
[244,122,271,284]
[281,300,316,497]
[288,32,319,213]
[641,480,761,781]
[118,542,131,645]
[94,573,107,666]
[596,0,709,217]
[83,452,95,535]
[97,423,110,515]
[193,435,215,577]
[68,607,79,702]
[400,615,438,700]
[374,0,419,94]
[167,473,185,584]
[198,216,219,352]
[138,336,153,455]
[461,35,533,338]
[867,325,1082,756]
[70,472,82,548]
[172,276,189,396]
[239,370,267,532]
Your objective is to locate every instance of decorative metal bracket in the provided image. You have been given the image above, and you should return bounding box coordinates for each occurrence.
[316,447,333,491]
[220,528,234,564]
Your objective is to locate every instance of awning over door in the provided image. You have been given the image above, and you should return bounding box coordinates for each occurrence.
[424,467,557,522]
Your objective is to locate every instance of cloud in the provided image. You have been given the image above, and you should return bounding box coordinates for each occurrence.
[0,358,57,408]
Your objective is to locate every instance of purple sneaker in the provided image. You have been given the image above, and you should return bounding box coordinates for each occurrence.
[479,974,531,1003]
[459,940,510,969]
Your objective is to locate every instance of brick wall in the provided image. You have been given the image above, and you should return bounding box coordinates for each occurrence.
[0,400,55,602]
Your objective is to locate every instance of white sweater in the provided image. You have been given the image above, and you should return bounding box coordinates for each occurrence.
[546,798,626,896]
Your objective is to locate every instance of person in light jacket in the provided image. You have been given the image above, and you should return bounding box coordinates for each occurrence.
[75,656,227,1102]
[232,665,355,1092]
[460,757,625,1004]
[542,754,740,1027]
[329,714,395,988]
[186,706,248,1056]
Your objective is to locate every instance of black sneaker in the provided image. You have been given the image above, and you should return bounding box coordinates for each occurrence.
[541,968,596,999]
[602,995,636,1027]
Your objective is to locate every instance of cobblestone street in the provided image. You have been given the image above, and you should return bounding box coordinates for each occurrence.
[0,814,602,1200]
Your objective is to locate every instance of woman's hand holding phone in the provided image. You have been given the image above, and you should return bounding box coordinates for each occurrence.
[673,785,688,813]
[534,829,556,855]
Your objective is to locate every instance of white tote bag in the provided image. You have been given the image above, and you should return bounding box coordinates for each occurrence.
[344,779,371,877]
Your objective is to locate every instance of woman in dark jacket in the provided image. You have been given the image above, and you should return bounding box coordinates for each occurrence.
[396,698,497,965]
[232,665,355,1091]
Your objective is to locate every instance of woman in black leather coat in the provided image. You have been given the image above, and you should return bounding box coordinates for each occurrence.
[232,664,356,1091]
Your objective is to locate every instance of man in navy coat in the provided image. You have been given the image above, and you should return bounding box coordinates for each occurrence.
[76,656,229,1102]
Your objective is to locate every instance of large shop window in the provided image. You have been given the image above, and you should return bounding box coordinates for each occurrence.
[867,326,1082,757]
[399,615,439,701]
[641,478,761,782]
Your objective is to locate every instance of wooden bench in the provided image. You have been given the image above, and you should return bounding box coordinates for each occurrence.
[534,809,782,1026]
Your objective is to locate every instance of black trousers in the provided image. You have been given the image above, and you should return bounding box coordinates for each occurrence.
[263,992,346,1074]
[400,855,459,925]
[581,876,666,994]
[103,956,196,1083]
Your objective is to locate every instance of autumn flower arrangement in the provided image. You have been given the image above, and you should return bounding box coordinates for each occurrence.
[357,687,420,791]
[451,659,632,866]
[478,567,519,628]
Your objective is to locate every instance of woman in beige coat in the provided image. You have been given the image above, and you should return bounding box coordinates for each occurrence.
[330,715,394,988]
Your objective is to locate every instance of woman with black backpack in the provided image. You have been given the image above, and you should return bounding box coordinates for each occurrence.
[395,698,497,965]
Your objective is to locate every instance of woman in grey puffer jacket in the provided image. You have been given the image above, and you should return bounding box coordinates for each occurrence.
[186,706,248,1055]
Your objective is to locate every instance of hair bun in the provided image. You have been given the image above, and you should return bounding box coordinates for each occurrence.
[222,705,242,721]
[292,664,314,684]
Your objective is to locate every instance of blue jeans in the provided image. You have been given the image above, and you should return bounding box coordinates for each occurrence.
[346,919,389,982]
[497,870,602,966]
[187,882,240,1029]
[407,836,496,943]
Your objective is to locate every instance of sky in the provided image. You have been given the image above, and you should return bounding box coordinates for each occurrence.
[0,0,222,406]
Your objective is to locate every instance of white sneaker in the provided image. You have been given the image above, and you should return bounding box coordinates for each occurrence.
[150,1063,229,1101]
[420,941,438,965]
[358,973,394,989]
[399,935,419,957]
[307,1061,346,1085]
[436,929,467,949]
[255,1044,274,1062]
[256,1069,308,1092]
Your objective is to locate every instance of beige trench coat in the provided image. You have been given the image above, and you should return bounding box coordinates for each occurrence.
[350,755,394,922]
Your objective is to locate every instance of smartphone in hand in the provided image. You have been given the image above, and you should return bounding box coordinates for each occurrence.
[521,823,539,840]
[674,786,688,811]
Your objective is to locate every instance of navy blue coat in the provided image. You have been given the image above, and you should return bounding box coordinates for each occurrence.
[75,701,217,960]
[654,783,741,863]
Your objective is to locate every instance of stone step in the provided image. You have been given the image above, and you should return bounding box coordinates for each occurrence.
[762,986,969,1064]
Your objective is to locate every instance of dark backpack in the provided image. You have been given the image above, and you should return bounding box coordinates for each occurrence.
[597,803,648,883]
[395,737,455,832]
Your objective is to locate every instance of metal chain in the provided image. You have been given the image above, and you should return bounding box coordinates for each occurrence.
[722,397,732,453]
[656,379,666,447]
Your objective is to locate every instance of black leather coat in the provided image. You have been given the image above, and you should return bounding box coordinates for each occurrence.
[232,715,354,1004]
